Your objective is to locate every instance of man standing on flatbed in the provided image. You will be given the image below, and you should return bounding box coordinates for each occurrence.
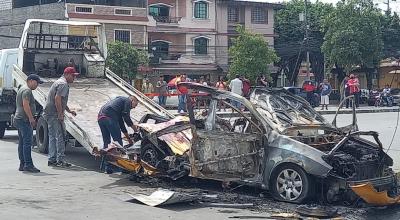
[44,67,78,168]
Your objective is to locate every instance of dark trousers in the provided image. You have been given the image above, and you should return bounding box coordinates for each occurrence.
[346,92,360,108]
[98,117,122,148]
[14,119,34,168]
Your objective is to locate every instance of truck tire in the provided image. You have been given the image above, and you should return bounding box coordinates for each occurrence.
[0,122,6,139]
[36,116,49,154]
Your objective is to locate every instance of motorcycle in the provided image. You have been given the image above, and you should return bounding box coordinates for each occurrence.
[375,92,394,107]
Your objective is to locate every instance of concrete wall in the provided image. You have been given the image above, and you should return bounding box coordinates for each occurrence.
[104,23,146,45]
[66,3,147,17]
[178,0,216,30]
[0,0,12,11]
[0,3,66,49]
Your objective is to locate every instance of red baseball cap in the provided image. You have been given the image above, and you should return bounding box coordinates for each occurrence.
[64,67,80,76]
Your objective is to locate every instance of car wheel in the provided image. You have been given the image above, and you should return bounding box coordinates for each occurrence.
[36,116,49,154]
[0,122,6,139]
[141,143,162,167]
[270,164,313,203]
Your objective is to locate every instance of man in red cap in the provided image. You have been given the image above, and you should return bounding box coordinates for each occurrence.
[43,66,78,167]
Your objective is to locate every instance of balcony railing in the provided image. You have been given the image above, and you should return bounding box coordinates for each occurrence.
[150,53,182,64]
[152,16,182,24]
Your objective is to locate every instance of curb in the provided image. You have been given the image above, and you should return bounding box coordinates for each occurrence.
[316,107,400,115]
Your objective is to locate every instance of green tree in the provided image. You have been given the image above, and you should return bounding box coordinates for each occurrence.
[381,12,400,58]
[274,0,333,85]
[321,0,383,79]
[106,41,149,82]
[229,25,279,82]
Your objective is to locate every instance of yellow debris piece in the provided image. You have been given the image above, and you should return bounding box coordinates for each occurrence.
[350,183,400,206]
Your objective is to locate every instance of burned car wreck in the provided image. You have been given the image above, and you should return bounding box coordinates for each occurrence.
[104,82,397,204]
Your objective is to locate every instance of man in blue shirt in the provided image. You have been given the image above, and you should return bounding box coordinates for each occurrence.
[97,96,139,149]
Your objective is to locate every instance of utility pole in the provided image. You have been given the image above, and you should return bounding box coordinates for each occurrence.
[304,0,310,80]
[383,0,396,14]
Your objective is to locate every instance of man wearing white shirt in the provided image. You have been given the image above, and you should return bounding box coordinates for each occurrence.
[229,75,243,109]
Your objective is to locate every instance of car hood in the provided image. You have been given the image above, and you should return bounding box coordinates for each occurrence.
[249,88,332,132]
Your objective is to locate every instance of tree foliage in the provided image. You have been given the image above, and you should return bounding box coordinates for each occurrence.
[106,41,149,81]
[229,25,279,82]
[274,0,333,84]
[382,12,400,58]
[321,0,383,72]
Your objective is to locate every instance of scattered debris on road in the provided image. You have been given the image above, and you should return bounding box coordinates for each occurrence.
[127,189,195,207]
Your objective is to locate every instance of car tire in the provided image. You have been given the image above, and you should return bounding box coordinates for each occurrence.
[270,163,313,204]
[36,116,49,154]
[0,122,6,139]
[141,143,162,167]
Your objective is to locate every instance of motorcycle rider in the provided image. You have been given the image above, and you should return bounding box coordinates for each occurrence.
[382,84,393,106]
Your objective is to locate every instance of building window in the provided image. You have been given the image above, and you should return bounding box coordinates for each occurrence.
[251,7,267,24]
[151,41,169,59]
[115,9,132,16]
[194,37,208,55]
[75,6,93,14]
[114,30,131,43]
[228,7,239,23]
[194,1,208,19]
[149,5,169,17]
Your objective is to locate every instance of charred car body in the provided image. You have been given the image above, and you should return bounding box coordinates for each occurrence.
[110,83,397,204]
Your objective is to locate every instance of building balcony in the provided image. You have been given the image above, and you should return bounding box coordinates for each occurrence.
[150,52,215,65]
[152,16,182,24]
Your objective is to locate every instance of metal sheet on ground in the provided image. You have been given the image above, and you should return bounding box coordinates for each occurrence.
[127,189,195,207]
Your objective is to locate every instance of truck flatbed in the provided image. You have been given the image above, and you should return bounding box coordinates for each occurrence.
[13,66,173,154]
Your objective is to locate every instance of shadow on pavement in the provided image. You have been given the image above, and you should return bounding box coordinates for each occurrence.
[21,171,59,176]
[364,205,400,220]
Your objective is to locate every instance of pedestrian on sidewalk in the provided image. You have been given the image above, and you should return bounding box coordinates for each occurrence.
[347,74,360,108]
[14,74,43,173]
[44,66,78,168]
[142,78,154,95]
[240,75,251,98]
[229,74,243,110]
[176,74,188,113]
[215,76,227,111]
[319,79,332,110]
[303,81,316,106]
[156,76,168,106]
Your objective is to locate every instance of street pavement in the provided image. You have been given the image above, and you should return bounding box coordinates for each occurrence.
[0,112,400,219]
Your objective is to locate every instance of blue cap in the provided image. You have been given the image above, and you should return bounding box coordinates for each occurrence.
[27,74,43,84]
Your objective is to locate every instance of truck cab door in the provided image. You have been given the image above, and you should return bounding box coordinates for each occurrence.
[189,97,264,182]
[332,95,358,133]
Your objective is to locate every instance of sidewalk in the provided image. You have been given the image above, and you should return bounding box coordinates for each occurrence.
[168,105,400,116]
[316,105,400,115]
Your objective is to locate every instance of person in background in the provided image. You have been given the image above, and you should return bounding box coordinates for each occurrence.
[14,74,43,173]
[240,75,251,98]
[342,76,351,108]
[319,79,332,110]
[44,67,78,168]
[229,74,243,110]
[200,76,208,86]
[215,76,227,111]
[303,81,316,106]
[257,75,268,87]
[142,78,154,95]
[382,84,392,106]
[346,74,360,108]
[176,74,188,113]
[156,76,168,106]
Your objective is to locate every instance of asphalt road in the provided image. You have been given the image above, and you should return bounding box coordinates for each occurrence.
[1,112,400,220]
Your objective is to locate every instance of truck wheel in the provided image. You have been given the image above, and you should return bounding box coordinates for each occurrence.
[0,122,6,139]
[270,163,313,204]
[36,117,49,154]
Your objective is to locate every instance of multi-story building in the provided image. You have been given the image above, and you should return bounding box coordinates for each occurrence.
[146,0,220,82]
[0,0,282,84]
[0,0,148,50]
[215,0,282,76]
